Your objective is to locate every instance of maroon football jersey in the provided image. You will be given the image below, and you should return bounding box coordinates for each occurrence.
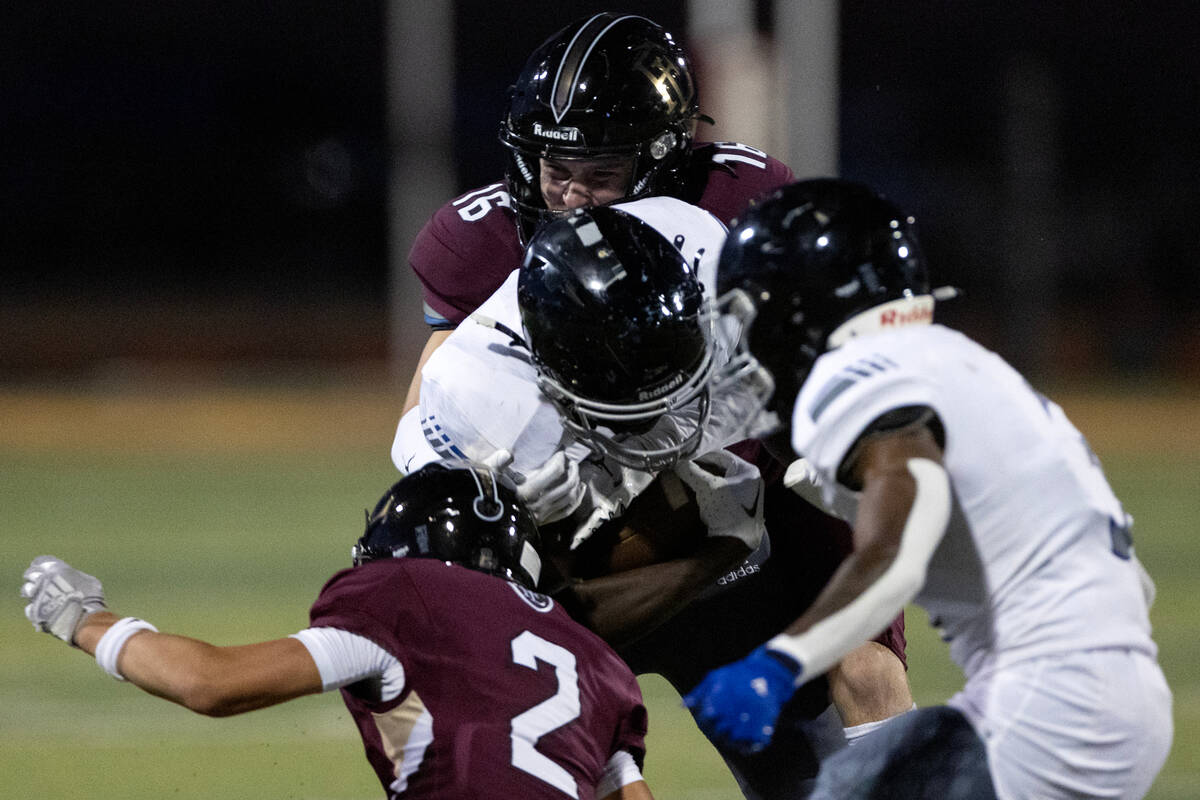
[409,141,795,329]
[309,559,647,800]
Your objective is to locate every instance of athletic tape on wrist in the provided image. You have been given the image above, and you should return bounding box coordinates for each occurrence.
[95,617,158,681]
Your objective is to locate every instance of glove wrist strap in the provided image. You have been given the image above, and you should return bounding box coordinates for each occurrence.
[765,636,809,686]
[95,617,158,681]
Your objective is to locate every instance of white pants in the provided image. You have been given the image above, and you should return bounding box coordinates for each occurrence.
[949,648,1172,800]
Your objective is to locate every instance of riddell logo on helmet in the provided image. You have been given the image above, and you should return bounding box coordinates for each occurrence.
[532,122,582,142]
[637,372,685,401]
[879,306,933,327]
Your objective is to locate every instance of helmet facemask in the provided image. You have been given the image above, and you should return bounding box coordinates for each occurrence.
[535,331,715,472]
[707,289,785,443]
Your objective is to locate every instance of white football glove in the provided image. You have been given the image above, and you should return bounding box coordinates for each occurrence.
[783,457,858,522]
[480,448,586,526]
[479,448,514,472]
[21,556,107,644]
[515,450,587,526]
[673,450,765,550]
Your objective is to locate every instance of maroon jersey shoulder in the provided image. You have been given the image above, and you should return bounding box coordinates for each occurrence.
[409,183,525,328]
[311,559,646,799]
[691,141,795,226]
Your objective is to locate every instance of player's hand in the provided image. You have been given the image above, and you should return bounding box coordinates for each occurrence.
[673,450,764,549]
[20,556,107,644]
[682,645,803,754]
[515,451,587,526]
[479,448,514,472]
[783,457,857,522]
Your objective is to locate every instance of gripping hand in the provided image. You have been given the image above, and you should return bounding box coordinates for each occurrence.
[515,450,587,526]
[682,645,803,754]
[20,556,107,644]
[673,450,765,549]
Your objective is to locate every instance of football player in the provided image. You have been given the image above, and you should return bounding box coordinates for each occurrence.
[400,11,795,418]
[396,198,916,799]
[685,178,1173,799]
[394,22,913,759]
[21,462,654,800]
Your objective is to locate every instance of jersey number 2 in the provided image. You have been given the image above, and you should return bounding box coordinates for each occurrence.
[511,630,582,798]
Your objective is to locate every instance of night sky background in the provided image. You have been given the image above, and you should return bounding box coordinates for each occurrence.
[3,1,1198,382]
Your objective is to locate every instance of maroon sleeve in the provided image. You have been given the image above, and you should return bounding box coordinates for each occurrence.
[693,141,796,226]
[408,183,526,328]
[308,562,424,656]
[613,680,649,767]
[578,638,648,768]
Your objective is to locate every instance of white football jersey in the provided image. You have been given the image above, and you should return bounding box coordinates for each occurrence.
[397,196,741,546]
[791,324,1156,676]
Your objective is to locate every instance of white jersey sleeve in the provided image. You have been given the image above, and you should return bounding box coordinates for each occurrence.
[391,407,441,474]
[416,271,567,472]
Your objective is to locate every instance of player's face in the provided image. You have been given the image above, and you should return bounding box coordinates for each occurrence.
[539,157,634,210]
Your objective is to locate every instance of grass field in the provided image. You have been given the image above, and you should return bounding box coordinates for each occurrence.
[1,381,1195,799]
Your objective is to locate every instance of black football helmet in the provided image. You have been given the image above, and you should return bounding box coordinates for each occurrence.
[713,179,934,431]
[351,461,543,590]
[518,205,714,471]
[500,13,703,243]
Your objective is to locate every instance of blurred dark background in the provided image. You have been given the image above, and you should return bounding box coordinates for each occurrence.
[3,1,1198,386]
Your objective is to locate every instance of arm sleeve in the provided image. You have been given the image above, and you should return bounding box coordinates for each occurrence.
[768,458,951,679]
[594,749,645,797]
[306,562,428,695]
[290,627,406,701]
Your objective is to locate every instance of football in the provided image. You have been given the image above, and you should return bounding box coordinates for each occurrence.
[570,470,706,576]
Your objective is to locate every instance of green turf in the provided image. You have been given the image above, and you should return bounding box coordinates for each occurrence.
[2,436,1194,798]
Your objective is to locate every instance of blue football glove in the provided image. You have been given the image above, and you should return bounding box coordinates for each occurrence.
[682,644,803,754]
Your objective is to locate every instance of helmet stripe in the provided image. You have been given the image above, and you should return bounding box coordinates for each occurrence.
[551,14,650,123]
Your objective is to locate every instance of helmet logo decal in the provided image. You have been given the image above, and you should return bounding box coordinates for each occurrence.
[552,14,650,122]
[508,581,554,612]
[630,170,655,196]
[632,43,694,116]
[827,295,936,348]
[514,152,535,184]
[532,122,582,142]
[637,370,686,401]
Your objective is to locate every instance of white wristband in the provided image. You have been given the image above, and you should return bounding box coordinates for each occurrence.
[95,617,158,681]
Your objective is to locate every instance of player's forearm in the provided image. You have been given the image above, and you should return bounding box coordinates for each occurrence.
[770,459,949,679]
[561,537,748,647]
[75,612,323,716]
